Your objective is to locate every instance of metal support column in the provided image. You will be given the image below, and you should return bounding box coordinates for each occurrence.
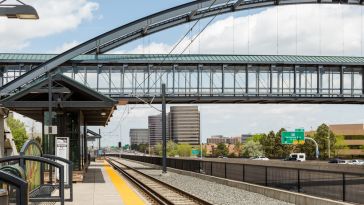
[293,66,298,95]
[173,65,177,94]
[270,65,274,95]
[109,66,112,94]
[122,65,126,95]
[317,66,322,95]
[97,64,101,92]
[362,67,364,96]
[147,64,152,94]
[48,72,53,183]
[222,65,226,94]
[162,84,167,173]
[246,65,250,94]
[233,69,236,96]
[0,66,3,87]
[198,64,202,95]
[0,109,5,158]
[340,66,345,96]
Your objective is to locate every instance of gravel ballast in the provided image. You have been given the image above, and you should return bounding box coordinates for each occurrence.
[115,158,293,205]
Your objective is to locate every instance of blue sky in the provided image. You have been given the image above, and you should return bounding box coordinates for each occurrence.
[3,0,364,146]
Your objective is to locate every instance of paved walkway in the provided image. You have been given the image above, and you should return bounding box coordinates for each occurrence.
[65,161,148,205]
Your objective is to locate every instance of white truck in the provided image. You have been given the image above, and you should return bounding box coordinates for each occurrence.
[288,153,306,162]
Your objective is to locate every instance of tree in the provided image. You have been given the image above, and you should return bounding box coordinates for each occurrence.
[259,132,275,158]
[314,124,336,159]
[6,116,28,151]
[242,140,263,157]
[167,140,178,157]
[247,134,264,142]
[296,140,316,159]
[154,143,163,156]
[333,135,348,157]
[213,143,229,157]
[138,144,149,153]
[233,141,243,157]
[177,144,192,157]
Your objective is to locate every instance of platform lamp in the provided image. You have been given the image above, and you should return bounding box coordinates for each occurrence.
[0,0,39,20]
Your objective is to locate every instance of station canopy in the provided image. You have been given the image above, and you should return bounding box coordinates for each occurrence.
[0,74,117,126]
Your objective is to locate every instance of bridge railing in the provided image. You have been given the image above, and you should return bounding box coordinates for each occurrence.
[110,154,364,204]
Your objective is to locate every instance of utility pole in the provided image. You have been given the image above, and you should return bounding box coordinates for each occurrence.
[162,84,167,174]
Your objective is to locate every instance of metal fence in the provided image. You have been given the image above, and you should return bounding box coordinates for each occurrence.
[112,154,364,204]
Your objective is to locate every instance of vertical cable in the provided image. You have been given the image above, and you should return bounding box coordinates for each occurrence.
[295,5,298,55]
[233,14,235,54]
[276,6,279,55]
[248,11,250,55]
[361,7,363,56]
[319,5,322,56]
[342,6,345,56]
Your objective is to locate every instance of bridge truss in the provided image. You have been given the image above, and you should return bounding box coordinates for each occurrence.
[1,0,364,96]
[1,54,364,104]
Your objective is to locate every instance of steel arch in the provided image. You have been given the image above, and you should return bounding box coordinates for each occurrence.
[1,0,363,96]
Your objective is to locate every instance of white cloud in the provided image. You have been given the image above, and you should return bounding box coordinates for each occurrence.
[0,0,99,52]
[54,41,80,53]
[116,4,363,56]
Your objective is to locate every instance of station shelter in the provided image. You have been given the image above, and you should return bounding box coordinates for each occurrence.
[0,74,117,177]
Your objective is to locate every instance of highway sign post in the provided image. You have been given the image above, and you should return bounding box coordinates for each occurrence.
[281,129,305,145]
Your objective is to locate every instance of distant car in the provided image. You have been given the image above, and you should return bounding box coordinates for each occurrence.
[252,156,269,160]
[348,160,364,165]
[328,158,346,164]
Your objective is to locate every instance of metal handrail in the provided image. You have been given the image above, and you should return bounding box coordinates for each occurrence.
[0,170,28,205]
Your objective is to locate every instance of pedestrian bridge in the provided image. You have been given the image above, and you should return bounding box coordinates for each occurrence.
[0,53,364,104]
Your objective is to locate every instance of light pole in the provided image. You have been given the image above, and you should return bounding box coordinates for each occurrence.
[0,0,39,19]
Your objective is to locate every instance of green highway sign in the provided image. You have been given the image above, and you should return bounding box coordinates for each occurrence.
[281,129,305,145]
[191,149,200,155]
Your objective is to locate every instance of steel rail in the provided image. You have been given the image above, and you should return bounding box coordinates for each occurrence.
[106,157,212,205]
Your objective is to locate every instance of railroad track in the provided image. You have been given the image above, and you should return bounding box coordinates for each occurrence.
[106,157,212,205]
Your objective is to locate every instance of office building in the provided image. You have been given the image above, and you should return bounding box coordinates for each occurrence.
[169,106,200,145]
[129,129,149,145]
[329,124,364,157]
[207,135,242,144]
[148,114,169,146]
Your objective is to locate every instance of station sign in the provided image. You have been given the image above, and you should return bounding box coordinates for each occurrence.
[281,129,305,145]
[55,137,69,184]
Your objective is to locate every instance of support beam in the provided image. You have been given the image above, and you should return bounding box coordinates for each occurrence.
[317,66,322,96]
[362,67,364,96]
[0,109,5,158]
[246,65,250,94]
[222,64,227,94]
[340,66,345,96]
[270,65,274,95]
[294,65,298,95]
[161,84,167,173]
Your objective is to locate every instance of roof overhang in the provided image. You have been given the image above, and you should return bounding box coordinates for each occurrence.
[0,74,117,126]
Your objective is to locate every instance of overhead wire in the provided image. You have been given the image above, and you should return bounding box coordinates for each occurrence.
[133,0,219,97]
[149,0,233,91]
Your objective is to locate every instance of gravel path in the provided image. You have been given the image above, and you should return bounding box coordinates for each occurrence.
[115,158,293,205]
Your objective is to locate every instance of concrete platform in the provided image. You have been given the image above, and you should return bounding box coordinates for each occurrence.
[64,161,148,205]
